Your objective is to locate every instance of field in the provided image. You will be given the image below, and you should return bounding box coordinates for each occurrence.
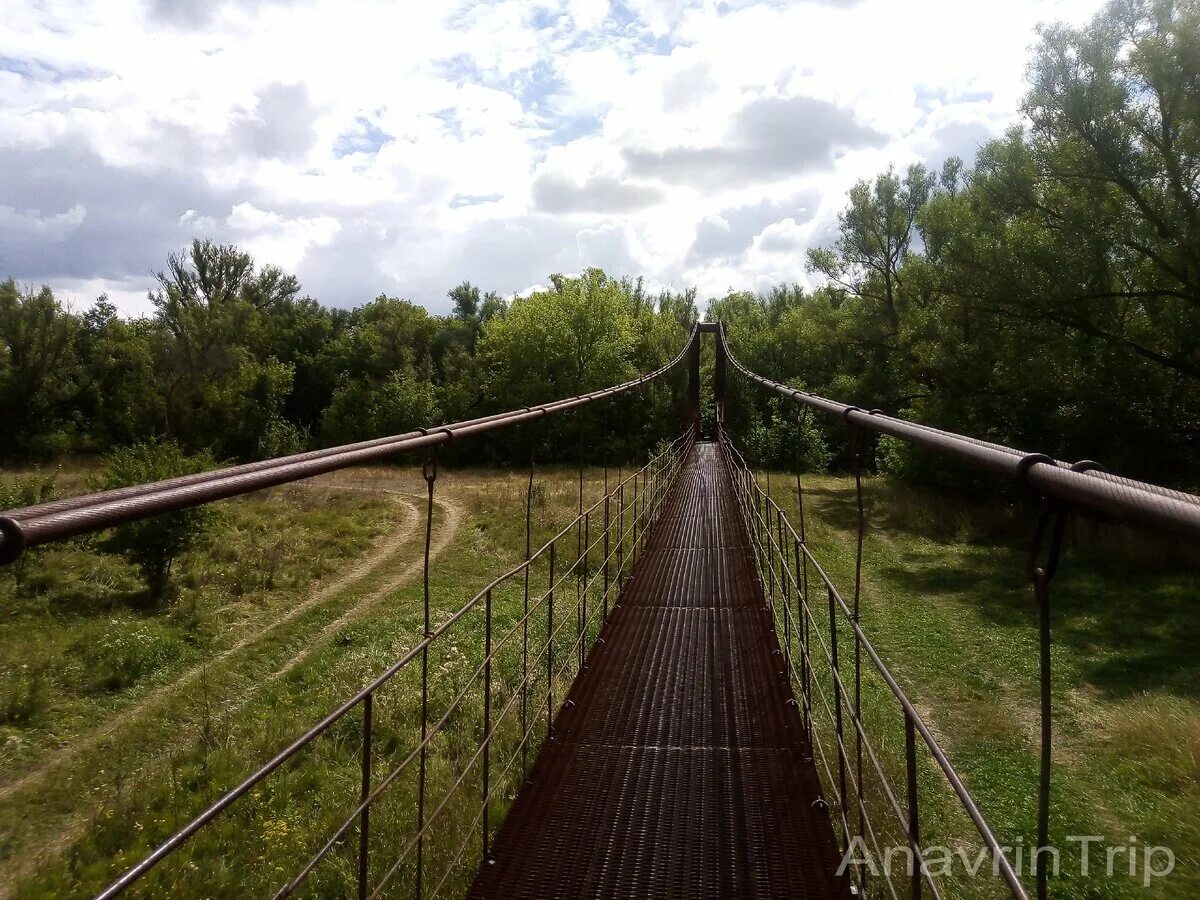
[757,472,1199,899]
[0,459,1196,898]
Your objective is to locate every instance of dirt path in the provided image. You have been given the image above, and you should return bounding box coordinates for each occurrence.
[0,489,419,802]
[138,490,464,760]
[259,493,464,687]
[1,481,468,898]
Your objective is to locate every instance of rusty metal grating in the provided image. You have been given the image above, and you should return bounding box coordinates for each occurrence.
[470,442,849,898]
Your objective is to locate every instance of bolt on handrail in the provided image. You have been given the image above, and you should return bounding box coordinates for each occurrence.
[0,326,700,563]
[716,324,1200,542]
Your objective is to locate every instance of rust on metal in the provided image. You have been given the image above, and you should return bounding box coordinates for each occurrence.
[470,443,849,899]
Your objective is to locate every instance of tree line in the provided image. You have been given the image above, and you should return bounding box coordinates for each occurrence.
[0,258,696,469]
[1,262,696,600]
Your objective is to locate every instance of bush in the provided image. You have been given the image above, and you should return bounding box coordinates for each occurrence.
[742,396,831,473]
[0,663,49,724]
[91,440,219,603]
[0,468,59,510]
[256,416,306,459]
[79,620,184,692]
[530,480,548,509]
[320,369,441,445]
[875,434,918,479]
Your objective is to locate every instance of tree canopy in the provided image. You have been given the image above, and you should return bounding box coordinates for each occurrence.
[1,251,695,469]
[714,0,1199,483]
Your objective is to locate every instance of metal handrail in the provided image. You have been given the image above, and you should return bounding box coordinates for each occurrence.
[716,324,1200,541]
[0,326,699,562]
[722,433,1024,899]
[95,427,695,899]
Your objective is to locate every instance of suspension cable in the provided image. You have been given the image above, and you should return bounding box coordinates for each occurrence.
[717,325,1200,540]
[0,327,699,562]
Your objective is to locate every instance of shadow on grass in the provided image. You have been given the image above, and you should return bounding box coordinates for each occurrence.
[803,478,1200,701]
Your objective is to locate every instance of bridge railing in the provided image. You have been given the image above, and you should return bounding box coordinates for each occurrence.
[0,328,700,563]
[87,428,695,899]
[722,432,1000,900]
[0,328,699,898]
[716,323,1200,900]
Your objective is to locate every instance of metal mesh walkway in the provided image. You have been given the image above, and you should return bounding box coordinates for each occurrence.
[469,442,849,899]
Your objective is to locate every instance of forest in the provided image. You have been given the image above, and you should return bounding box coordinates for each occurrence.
[2,0,1197,486]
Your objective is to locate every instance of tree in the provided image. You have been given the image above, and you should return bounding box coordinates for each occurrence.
[92,441,218,602]
[76,296,160,448]
[1025,0,1200,314]
[480,291,506,324]
[320,369,441,445]
[483,269,635,404]
[0,280,83,457]
[150,240,300,459]
[448,281,483,354]
[998,0,1200,382]
[806,164,936,336]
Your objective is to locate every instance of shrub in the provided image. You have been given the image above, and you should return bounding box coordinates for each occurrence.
[0,663,49,724]
[320,369,441,445]
[875,434,918,479]
[0,468,59,510]
[91,440,219,603]
[742,397,831,473]
[529,480,548,509]
[256,416,306,459]
[79,620,184,692]
[0,469,59,592]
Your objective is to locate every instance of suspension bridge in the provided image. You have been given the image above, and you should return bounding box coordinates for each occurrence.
[1,323,1198,899]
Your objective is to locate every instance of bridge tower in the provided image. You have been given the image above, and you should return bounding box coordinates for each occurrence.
[694,321,726,435]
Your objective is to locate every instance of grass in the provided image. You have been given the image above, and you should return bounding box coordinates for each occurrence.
[754,470,1199,900]
[0,460,646,899]
[0,479,395,771]
[1,455,1194,899]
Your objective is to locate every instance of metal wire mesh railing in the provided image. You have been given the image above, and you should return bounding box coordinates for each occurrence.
[716,321,1200,900]
[0,327,698,898]
[91,428,695,899]
[720,431,1020,899]
[7,318,1198,898]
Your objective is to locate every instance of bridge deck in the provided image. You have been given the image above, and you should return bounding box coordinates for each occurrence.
[470,442,849,898]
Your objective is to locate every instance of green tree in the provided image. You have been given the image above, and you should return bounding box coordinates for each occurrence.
[0,280,83,457]
[320,369,441,444]
[92,441,219,602]
[448,281,483,354]
[76,297,161,448]
[150,240,300,459]
[806,164,936,336]
[483,269,636,404]
[1026,0,1200,321]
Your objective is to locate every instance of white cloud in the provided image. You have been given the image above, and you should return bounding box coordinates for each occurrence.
[0,203,86,241]
[179,209,217,232]
[753,218,807,255]
[568,0,610,30]
[0,0,1109,313]
[576,221,653,276]
[224,201,340,270]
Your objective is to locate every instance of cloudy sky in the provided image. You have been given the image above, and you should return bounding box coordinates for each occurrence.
[1,0,1106,316]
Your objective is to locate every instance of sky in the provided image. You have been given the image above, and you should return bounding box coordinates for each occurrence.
[0,0,1108,317]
